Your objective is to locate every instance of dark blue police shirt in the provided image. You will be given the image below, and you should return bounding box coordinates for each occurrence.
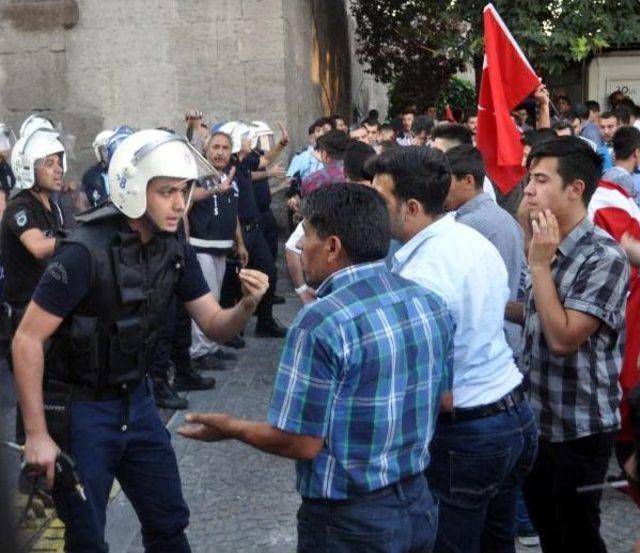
[33,242,209,318]
[235,154,260,222]
[81,163,109,207]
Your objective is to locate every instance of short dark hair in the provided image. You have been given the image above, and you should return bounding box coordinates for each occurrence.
[612,126,640,160]
[572,103,590,120]
[362,117,379,129]
[522,128,557,147]
[585,100,600,113]
[379,123,394,133]
[556,94,571,104]
[368,109,380,120]
[370,146,451,216]
[301,183,390,264]
[314,116,335,130]
[526,136,603,206]
[446,145,485,189]
[600,110,617,121]
[552,119,574,134]
[466,110,478,120]
[431,123,473,146]
[412,115,435,136]
[401,108,416,116]
[613,105,632,126]
[344,140,376,182]
[609,90,625,108]
[316,130,351,160]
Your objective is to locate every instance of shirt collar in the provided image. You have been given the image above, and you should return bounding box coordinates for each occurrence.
[392,213,455,271]
[454,192,493,219]
[557,215,593,258]
[316,260,387,298]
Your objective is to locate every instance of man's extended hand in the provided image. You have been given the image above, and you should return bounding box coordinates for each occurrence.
[178,413,233,442]
[533,83,550,106]
[266,162,286,180]
[528,209,559,268]
[238,268,269,311]
[277,122,289,147]
[24,432,61,490]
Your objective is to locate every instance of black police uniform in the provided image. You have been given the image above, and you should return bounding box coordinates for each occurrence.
[80,162,109,207]
[29,204,208,551]
[234,154,283,335]
[0,190,65,358]
[0,159,16,303]
[250,150,279,262]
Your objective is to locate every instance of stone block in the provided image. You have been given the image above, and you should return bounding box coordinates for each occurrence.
[237,18,284,62]
[243,59,286,114]
[0,50,67,111]
[241,0,283,20]
[175,0,242,24]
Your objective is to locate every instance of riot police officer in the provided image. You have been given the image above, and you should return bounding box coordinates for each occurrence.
[12,129,268,552]
[80,129,113,207]
[0,127,67,357]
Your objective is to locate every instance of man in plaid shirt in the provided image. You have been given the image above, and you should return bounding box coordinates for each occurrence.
[179,183,455,552]
[520,136,629,552]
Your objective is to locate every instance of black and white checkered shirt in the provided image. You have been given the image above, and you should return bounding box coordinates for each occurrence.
[522,216,629,442]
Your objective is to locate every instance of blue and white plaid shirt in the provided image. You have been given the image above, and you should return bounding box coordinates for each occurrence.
[268,260,455,499]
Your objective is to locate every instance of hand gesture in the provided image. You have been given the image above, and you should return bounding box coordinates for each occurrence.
[217,167,235,195]
[299,287,317,304]
[238,268,269,311]
[277,122,289,147]
[24,432,61,489]
[177,413,232,442]
[533,84,549,106]
[268,162,286,180]
[528,209,559,268]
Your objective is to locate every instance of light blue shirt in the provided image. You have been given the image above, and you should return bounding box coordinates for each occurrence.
[392,214,522,407]
[286,146,324,179]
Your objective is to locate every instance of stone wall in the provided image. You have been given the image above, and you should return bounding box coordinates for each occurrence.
[0,0,386,178]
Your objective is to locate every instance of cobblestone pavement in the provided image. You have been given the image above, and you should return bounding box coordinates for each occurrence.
[1,264,639,551]
[115,278,640,553]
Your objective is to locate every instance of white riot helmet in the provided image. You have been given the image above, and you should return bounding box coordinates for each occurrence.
[11,128,66,190]
[250,121,274,151]
[19,114,55,139]
[108,129,219,219]
[93,129,114,163]
[220,123,255,154]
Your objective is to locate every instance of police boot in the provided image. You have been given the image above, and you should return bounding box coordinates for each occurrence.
[174,364,216,391]
[154,379,189,410]
[255,317,288,338]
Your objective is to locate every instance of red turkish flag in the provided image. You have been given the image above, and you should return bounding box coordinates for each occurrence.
[477,3,540,195]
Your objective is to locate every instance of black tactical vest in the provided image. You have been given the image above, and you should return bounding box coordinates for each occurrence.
[44,205,185,388]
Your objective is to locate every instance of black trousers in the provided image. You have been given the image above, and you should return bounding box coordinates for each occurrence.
[242,224,277,324]
[258,209,279,262]
[523,432,615,553]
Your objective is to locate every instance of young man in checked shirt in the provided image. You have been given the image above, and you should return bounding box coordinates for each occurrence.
[179,183,455,552]
[520,136,629,553]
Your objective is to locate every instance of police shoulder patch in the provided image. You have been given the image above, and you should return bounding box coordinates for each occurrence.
[14,210,27,228]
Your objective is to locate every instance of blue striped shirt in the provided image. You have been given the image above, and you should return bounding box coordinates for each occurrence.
[267,261,455,499]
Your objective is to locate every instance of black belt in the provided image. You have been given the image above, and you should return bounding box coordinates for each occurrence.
[302,473,424,506]
[240,220,259,232]
[45,378,144,401]
[438,384,525,424]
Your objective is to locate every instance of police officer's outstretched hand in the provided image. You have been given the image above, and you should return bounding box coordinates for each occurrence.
[238,269,269,312]
[24,432,61,490]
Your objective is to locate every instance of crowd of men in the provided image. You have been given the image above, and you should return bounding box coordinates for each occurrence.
[0,83,640,552]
